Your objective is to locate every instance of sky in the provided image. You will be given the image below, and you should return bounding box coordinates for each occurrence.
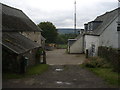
[0,0,119,28]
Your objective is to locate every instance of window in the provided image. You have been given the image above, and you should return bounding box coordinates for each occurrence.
[117,27,120,31]
[91,44,95,56]
[34,40,37,42]
[30,51,32,54]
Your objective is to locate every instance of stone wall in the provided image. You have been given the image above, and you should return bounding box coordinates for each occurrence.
[21,32,42,46]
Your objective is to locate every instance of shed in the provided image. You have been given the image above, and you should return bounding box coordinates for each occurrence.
[67,39,77,53]
[2,32,41,73]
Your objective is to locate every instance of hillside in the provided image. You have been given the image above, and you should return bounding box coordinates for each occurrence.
[57,28,81,34]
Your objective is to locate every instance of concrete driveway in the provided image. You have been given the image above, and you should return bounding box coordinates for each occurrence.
[3,65,108,88]
[3,49,110,88]
[46,49,85,65]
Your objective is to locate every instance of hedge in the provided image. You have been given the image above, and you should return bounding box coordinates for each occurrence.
[98,46,120,72]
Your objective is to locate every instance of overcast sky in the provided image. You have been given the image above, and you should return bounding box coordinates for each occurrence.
[0,0,118,28]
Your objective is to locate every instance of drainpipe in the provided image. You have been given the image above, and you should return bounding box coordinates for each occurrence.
[86,49,88,58]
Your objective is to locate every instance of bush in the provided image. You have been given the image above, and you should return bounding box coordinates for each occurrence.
[98,46,120,73]
[83,57,111,68]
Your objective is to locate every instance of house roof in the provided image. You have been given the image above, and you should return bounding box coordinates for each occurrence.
[75,8,120,40]
[68,39,77,41]
[75,33,83,40]
[75,33,99,40]
[1,3,42,32]
[83,33,100,36]
[93,8,120,35]
[41,35,46,41]
[2,32,40,54]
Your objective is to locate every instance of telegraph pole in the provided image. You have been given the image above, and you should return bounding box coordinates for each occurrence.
[74,0,77,35]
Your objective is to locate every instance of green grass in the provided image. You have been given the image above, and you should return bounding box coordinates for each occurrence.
[80,56,120,87]
[3,64,49,79]
[26,64,49,75]
[85,67,120,87]
[3,73,24,79]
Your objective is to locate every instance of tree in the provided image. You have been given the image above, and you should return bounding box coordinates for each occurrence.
[38,22,58,43]
[56,34,77,44]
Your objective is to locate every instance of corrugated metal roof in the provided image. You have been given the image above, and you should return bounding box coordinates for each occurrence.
[2,32,40,54]
[1,3,42,32]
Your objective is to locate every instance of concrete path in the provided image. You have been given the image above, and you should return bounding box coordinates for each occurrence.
[3,65,108,88]
[3,49,109,88]
[46,49,85,65]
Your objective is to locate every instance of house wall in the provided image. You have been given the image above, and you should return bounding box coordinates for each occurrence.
[21,32,42,47]
[118,31,120,49]
[99,18,118,48]
[69,36,84,53]
[84,35,99,56]
[41,40,45,48]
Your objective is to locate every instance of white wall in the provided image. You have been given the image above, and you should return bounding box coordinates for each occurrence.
[99,18,118,48]
[118,31,120,49]
[69,36,84,53]
[84,35,99,56]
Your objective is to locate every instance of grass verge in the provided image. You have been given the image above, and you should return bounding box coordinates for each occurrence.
[80,65,120,87]
[88,68,119,87]
[3,64,49,79]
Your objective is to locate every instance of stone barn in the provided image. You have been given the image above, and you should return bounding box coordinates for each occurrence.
[1,3,46,73]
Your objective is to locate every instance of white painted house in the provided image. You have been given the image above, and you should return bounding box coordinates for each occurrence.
[68,8,120,56]
[83,34,99,56]
[68,35,84,54]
